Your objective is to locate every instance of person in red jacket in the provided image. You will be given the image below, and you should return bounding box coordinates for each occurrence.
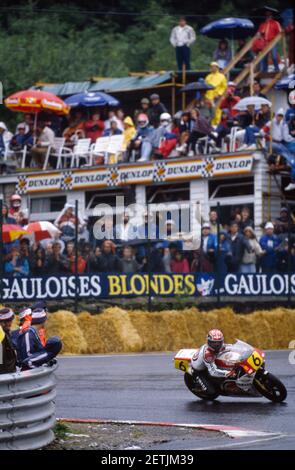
[257,9,282,72]
[170,250,190,273]
[219,86,240,118]
[84,111,105,143]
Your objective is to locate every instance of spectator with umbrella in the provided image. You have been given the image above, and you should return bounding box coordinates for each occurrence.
[30,119,55,167]
[84,111,105,142]
[180,78,215,116]
[213,39,232,69]
[200,17,255,60]
[254,6,282,72]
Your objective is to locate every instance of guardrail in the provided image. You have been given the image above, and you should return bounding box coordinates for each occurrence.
[0,365,57,450]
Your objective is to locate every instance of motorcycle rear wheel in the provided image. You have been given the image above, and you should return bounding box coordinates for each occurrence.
[184,373,219,401]
[254,371,287,403]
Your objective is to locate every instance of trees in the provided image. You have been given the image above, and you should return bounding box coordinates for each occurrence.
[0,0,290,98]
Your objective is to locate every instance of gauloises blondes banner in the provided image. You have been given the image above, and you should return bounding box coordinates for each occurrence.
[1,272,295,301]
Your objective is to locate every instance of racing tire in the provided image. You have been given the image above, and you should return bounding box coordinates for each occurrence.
[184,373,219,401]
[254,371,287,403]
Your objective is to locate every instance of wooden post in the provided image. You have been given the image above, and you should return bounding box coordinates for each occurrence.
[182,64,186,111]
[171,73,176,116]
[282,33,288,71]
[250,63,254,96]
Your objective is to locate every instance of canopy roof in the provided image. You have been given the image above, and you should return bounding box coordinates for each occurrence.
[32,72,173,96]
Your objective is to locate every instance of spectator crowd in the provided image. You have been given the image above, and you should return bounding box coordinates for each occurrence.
[1,77,295,185]
[2,194,295,278]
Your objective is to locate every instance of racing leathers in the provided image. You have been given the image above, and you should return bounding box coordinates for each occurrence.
[191,344,231,396]
[16,326,62,370]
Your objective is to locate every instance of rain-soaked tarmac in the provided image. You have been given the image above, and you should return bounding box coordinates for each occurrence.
[56,350,295,449]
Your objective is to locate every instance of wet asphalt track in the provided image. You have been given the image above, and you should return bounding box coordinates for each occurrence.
[56,351,295,449]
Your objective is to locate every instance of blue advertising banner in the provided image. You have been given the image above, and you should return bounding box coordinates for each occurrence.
[1,272,295,301]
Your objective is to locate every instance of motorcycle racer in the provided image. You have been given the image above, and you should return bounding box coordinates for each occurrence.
[191,329,235,396]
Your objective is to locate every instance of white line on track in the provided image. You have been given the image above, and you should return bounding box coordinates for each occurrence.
[194,434,287,450]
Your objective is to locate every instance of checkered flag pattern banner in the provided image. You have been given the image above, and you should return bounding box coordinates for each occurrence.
[107,167,120,187]
[60,171,73,191]
[16,175,28,195]
[153,162,167,182]
[201,156,215,178]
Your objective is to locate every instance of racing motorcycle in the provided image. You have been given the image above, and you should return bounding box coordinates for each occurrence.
[174,340,287,403]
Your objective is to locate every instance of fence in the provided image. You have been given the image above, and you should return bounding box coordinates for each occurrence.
[0,365,57,450]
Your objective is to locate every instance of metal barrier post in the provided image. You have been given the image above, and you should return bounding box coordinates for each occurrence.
[74,200,79,314]
[0,198,3,304]
[288,205,292,307]
[147,203,152,312]
[216,202,221,306]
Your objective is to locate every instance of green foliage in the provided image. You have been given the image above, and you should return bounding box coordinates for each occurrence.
[54,421,71,439]
[0,0,291,101]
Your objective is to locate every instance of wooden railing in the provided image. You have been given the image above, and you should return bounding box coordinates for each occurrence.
[232,31,286,87]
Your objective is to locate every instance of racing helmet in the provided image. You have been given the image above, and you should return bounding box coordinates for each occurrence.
[160,112,172,127]
[137,113,149,128]
[10,194,22,208]
[207,329,224,353]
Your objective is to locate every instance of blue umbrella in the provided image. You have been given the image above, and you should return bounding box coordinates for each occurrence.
[200,18,255,57]
[65,91,120,107]
[200,17,255,40]
[274,74,295,90]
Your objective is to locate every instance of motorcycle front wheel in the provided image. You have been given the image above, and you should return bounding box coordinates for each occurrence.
[254,371,287,403]
[184,372,219,401]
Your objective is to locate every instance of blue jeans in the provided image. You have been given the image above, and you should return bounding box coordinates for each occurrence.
[270,142,295,182]
[140,140,153,160]
[239,263,256,273]
[261,45,279,72]
[176,46,191,71]
[245,126,260,145]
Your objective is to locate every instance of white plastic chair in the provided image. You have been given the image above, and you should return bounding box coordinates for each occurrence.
[88,136,110,166]
[70,138,92,168]
[105,134,124,164]
[43,137,68,170]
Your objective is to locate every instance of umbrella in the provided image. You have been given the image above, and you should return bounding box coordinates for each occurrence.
[5,89,69,115]
[181,81,215,92]
[252,6,279,17]
[233,96,272,111]
[200,17,255,56]
[24,221,61,242]
[2,224,28,243]
[4,89,70,140]
[274,74,295,90]
[64,91,120,108]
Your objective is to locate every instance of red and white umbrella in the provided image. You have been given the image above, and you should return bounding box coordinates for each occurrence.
[24,221,61,242]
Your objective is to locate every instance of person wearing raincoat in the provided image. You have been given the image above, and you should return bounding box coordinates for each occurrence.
[122,116,136,153]
[205,62,227,125]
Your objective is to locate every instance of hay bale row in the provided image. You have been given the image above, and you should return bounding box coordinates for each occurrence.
[43,307,295,354]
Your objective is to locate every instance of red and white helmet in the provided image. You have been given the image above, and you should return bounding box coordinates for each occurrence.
[10,194,22,208]
[137,113,149,128]
[207,329,224,353]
